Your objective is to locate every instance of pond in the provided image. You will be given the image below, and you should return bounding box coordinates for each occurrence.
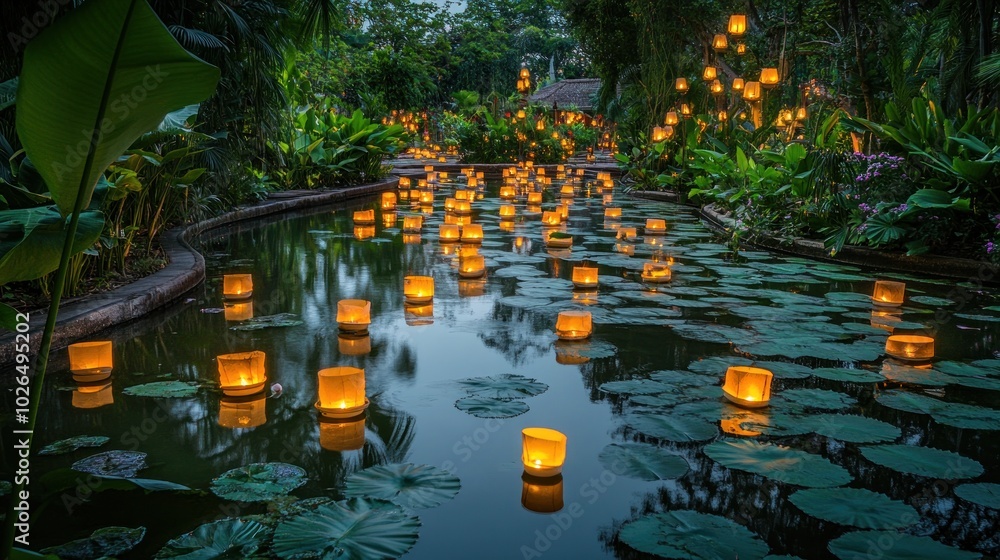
[7,172,1000,559]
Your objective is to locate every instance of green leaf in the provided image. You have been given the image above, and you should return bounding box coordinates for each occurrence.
[211,462,307,503]
[72,450,148,477]
[272,498,420,559]
[704,440,853,487]
[954,482,1000,509]
[800,414,901,443]
[906,188,969,210]
[597,443,689,481]
[454,396,529,418]
[39,435,110,456]
[455,373,548,399]
[41,526,146,560]
[344,463,460,509]
[155,519,271,559]
[860,444,984,479]
[828,531,981,560]
[624,412,718,442]
[789,488,917,529]
[122,380,199,398]
[0,301,19,331]
[619,510,770,560]
[781,388,856,411]
[0,206,104,284]
[16,0,220,216]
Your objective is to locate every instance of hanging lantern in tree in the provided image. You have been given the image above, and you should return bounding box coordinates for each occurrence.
[651,126,668,142]
[743,81,762,101]
[674,77,689,93]
[728,14,747,37]
[732,78,745,91]
[702,66,717,81]
[712,33,728,52]
[710,79,724,95]
[760,67,780,88]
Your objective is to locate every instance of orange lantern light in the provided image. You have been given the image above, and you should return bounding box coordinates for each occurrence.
[760,67,780,88]
[419,191,434,205]
[222,274,253,300]
[382,212,397,229]
[319,416,366,452]
[737,42,747,55]
[217,351,267,397]
[461,224,484,244]
[873,280,905,307]
[403,275,435,304]
[460,254,486,278]
[712,33,728,52]
[337,299,371,333]
[617,227,637,241]
[645,218,667,234]
[218,394,267,429]
[722,366,773,408]
[885,335,935,362]
[743,81,761,101]
[527,192,543,205]
[541,211,562,227]
[381,192,397,210]
[444,197,456,212]
[402,215,423,233]
[354,226,375,240]
[651,126,668,142]
[403,234,421,245]
[224,301,253,322]
[404,303,434,326]
[641,262,672,283]
[500,205,517,220]
[604,207,622,220]
[555,310,592,340]
[732,78,745,91]
[521,427,567,477]
[675,77,689,93]
[522,474,564,513]
[870,309,902,333]
[500,186,517,199]
[338,334,371,356]
[72,381,114,409]
[728,14,747,37]
[353,209,375,225]
[68,341,113,381]
[453,200,472,215]
[439,224,461,243]
[572,266,599,289]
[316,366,369,418]
[703,66,717,82]
[665,111,679,126]
[710,79,724,95]
[398,177,411,189]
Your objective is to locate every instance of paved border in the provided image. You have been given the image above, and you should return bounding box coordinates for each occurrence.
[0,178,397,365]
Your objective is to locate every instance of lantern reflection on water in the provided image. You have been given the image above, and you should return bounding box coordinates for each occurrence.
[521,473,564,513]
[554,340,590,365]
[885,335,934,362]
[354,226,375,240]
[218,394,267,429]
[604,207,622,220]
[870,309,902,332]
[722,366,773,408]
[402,215,423,233]
[337,299,371,334]
[405,303,434,326]
[617,227,637,241]
[382,212,397,228]
[72,381,114,409]
[224,301,253,322]
[521,428,567,477]
[316,366,369,418]
[338,334,371,356]
[217,351,267,397]
[319,415,366,452]
[459,278,487,297]
[353,209,375,225]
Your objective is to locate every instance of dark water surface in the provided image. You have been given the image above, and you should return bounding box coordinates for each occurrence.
[4,176,1000,559]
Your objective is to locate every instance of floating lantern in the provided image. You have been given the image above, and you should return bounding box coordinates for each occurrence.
[424,165,434,173]
[68,341,113,381]
[217,351,267,397]
[402,215,423,233]
[604,208,622,220]
[712,33,728,52]
[398,190,410,201]
[521,427,567,477]
[381,192,397,210]
[403,275,435,304]
[546,232,572,249]
[409,189,421,201]
[885,335,934,362]
[403,234,421,245]
[728,14,747,37]
[522,473,564,513]
[641,262,672,283]
[722,366,773,408]
[72,381,114,409]
[353,209,375,225]
[732,78,745,91]
[382,212,397,228]
[419,191,434,205]
[427,172,438,184]
[337,299,371,334]
[572,266,599,289]
[439,172,449,180]
[760,67,780,88]
[555,310,592,340]
[541,211,562,227]
[560,185,575,197]
[615,243,635,256]
[500,186,516,199]
[338,334,371,356]
[674,77,689,93]
[444,197,456,212]
[500,205,517,220]
[218,394,267,429]
[353,226,375,240]
[702,66,717,82]
[467,177,479,188]
[439,224,461,242]
[461,224,484,244]
[872,280,905,307]
[455,189,471,201]
[224,301,253,322]
[527,192,543,204]
[222,274,253,301]
[316,366,369,418]
[603,194,614,206]
[645,218,666,234]
[617,227,637,241]
[398,177,411,189]
[460,254,486,278]
[743,81,761,102]
[404,303,434,326]
[319,416,366,452]
[556,204,570,221]
[453,200,472,215]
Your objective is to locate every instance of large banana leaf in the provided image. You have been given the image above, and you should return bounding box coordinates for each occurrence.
[0,206,104,284]
[16,0,220,217]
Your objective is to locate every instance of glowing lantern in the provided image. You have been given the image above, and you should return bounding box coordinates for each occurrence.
[354,226,375,240]
[404,303,434,326]
[722,366,773,408]
[500,205,517,220]
[521,427,567,477]
[218,395,267,429]
[732,78,745,92]
[572,266,599,289]
[316,366,369,418]
[710,79,724,95]
[645,218,667,234]
[760,68,780,88]
[72,381,114,409]
[454,200,472,215]
[353,209,375,225]
[718,110,728,122]
[403,234,421,245]
[500,186,516,199]
[652,126,668,142]
[427,172,438,184]
[398,190,410,201]
[419,191,434,204]
[520,66,531,80]
[604,208,622,220]
[217,351,267,397]
[872,280,905,307]
[461,224,484,243]
[541,211,561,227]
[617,227,637,241]
[398,177,411,189]
[337,299,371,333]
[409,189,421,200]
[439,224,461,242]
[424,165,434,173]
[527,192,543,204]
[728,14,747,37]
[338,334,371,356]
[517,109,526,119]
[522,474,564,513]
[737,42,747,55]
[680,103,692,118]
[444,197,456,212]
[403,275,435,304]
[381,192,397,210]
[319,416,366,452]
[402,215,423,233]
[546,232,572,248]
[555,310,592,340]
[665,111,679,126]
[439,172,449,181]
[674,77,689,93]
[224,302,253,322]
[68,341,113,381]
[467,177,479,188]
[885,335,934,362]
[535,119,546,131]
[615,243,634,256]
[603,194,614,206]
[223,274,253,300]
[703,66,717,81]
[559,185,575,198]
[382,212,397,228]
[712,33,728,52]
[641,262,672,283]
[795,106,808,121]
[455,189,470,201]
[743,81,761,101]
[460,255,486,278]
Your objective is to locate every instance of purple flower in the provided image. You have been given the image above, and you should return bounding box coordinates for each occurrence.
[988,242,996,254]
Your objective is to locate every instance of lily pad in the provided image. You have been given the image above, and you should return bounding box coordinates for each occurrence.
[155,519,270,559]
[599,379,672,395]
[229,313,304,331]
[211,462,308,503]
[454,397,529,418]
[619,510,769,560]
[954,483,1000,509]
[876,390,1000,430]
[272,498,420,559]
[801,414,900,443]
[910,295,954,306]
[123,380,199,398]
[781,389,856,411]
[41,526,145,560]
[598,443,689,481]
[860,445,984,479]
[344,463,460,509]
[72,450,148,478]
[624,412,718,442]
[789,488,917,529]
[828,531,981,560]
[704,440,853,487]
[456,373,548,399]
[39,435,110,456]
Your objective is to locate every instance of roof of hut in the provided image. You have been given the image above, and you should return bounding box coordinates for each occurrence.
[528,78,601,111]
